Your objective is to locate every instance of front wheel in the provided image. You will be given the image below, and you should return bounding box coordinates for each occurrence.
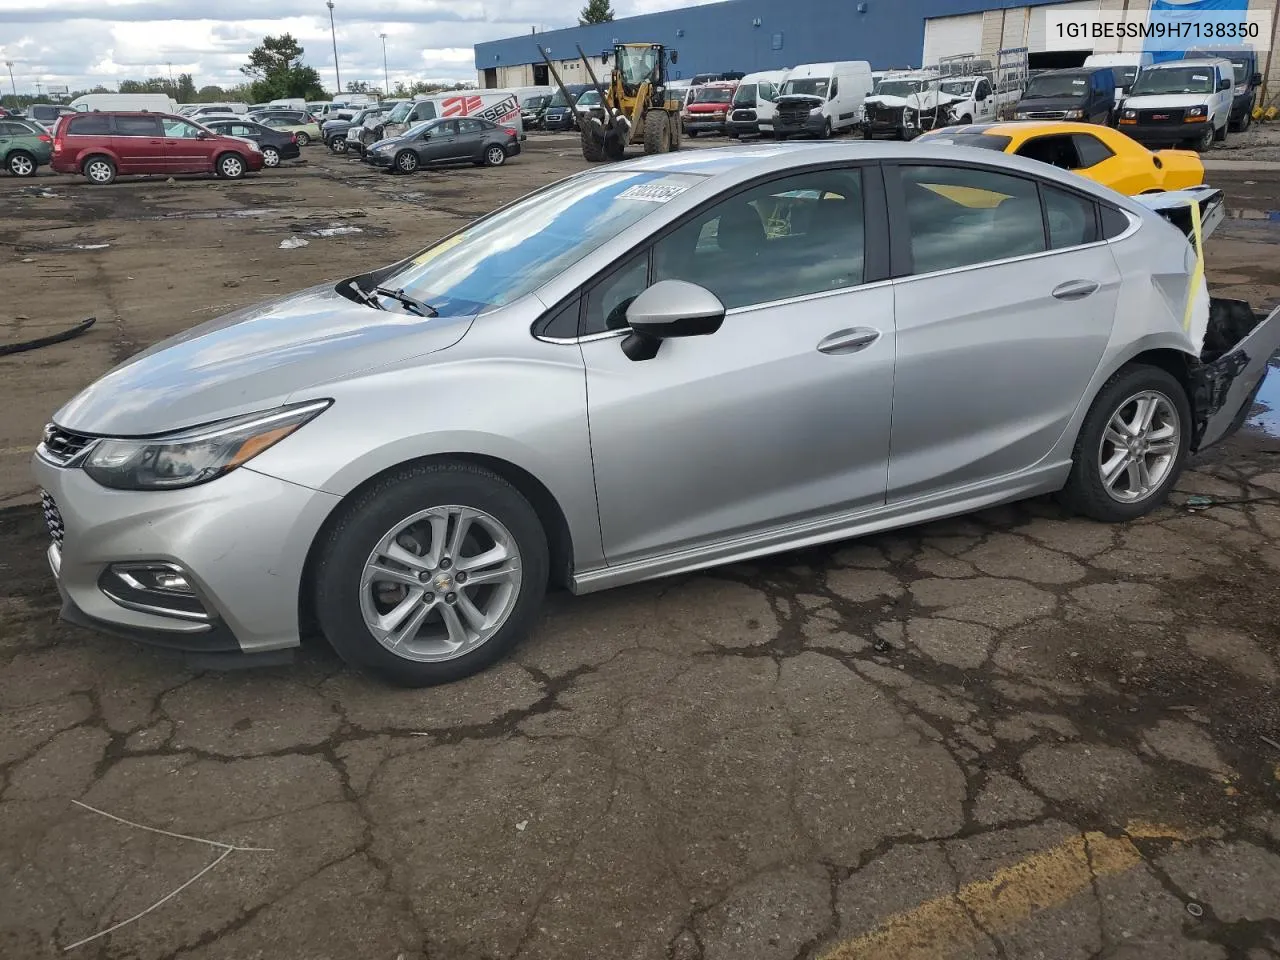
[395,150,419,173]
[216,152,245,179]
[1192,124,1215,152]
[1058,365,1190,522]
[329,137,348,154]
[295,132,311,146]
[261,146,281,168]
[820,118,833,139]
[484,144,506,167]
[6,151,36,177]
[313,462,549,687]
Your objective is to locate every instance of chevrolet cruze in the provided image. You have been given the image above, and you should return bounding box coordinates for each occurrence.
[34,142,1280,686]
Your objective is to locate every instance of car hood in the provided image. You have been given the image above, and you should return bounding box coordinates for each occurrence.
[865,94,910,108]
[1122,93,1215,110]
[688,102,729,112]
[775,94,825,107]
[906,90,963,111]
[54,283,474,436]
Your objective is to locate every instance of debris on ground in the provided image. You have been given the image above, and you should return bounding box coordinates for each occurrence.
[279,236,310,249]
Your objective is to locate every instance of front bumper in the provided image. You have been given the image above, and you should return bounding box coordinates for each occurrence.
[862,119,905,138]
[32,456,340,655]
[1119,121,1207,146]
[543,112,576,131]
[684,116,728,134]
[364,150,394,167]
[725,118,759,136]
[774,114,826,137]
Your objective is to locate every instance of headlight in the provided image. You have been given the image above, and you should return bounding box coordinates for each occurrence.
[1122,109,1137,119]
[1064,109,1084,119]
[82,400,330,491]
[809,107,824,116]
[1014,111,1030,120]
[1186,105,1206,118]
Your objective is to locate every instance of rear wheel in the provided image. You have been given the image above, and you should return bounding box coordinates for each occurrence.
[643,110,670,154]
[216,152,245,179]
[1058,365,1190,522]
[395,150,419,173]
[329,137,348,154]
[484,144,507,167]
[83,155,116,185]
[295,131,311,146]
[580,128,606,162]
[313,462,549,687]
[6,151,36,177]
[261,146,281,168]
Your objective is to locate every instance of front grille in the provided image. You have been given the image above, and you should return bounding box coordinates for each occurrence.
[1022,110,1068,120]
[1138,108,1186,125]
[867,104,905,124]
[41,490,64,547]
[730,108,757,121]
[38,424,94,466]
[776,102,812,126]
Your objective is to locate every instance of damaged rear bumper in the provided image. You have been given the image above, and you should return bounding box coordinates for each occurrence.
[1190,299,1280,450]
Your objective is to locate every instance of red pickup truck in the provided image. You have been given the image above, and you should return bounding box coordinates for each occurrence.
[682,82,739,137]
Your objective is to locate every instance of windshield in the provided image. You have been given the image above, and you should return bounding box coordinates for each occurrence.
[917,132,1012,151]
[1131,66,1216,95]
[1229,61,1249,83]
[1114,67,1139,86]
[732,83,757,105]
[695,87,734,104]
[875,79,924,98]
[548,89,578,107]
[522,95,549,108]
[387,102,414,123]
[781,77,829,98]
[939,79,975,97]
[1023,73,1089,99]
[577,90,601,106]
[617,45,660,87]
[374,171,704,316]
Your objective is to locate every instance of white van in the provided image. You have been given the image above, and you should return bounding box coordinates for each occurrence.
[69,93,177,114]
[772,61,873,138]
[726,69,789,138]
[268,98,308,112]
[379,90,524,141]
[1083,52,1153,99]
[1118,57,1234,152]
[190,103,248,118]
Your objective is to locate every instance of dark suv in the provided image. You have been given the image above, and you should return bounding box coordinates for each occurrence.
[51,111,265,184]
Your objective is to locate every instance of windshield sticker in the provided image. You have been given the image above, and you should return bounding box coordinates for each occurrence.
[617,183,689,203]
[1192,74,1209,81]
[1072,79,1087,85]
[412,233,466,266]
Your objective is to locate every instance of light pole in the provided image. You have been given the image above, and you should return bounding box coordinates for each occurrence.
[326,1,341,95]
[379,33,389,96]
[4,62,14,98]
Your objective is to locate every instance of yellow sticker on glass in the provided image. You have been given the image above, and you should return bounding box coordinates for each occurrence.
[412,233,466,266]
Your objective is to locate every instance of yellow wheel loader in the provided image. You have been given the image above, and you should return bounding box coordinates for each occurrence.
[539,42,684,162]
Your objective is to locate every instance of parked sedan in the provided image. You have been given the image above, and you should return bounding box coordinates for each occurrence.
[364,117,520,173]
[257,115,321,146]
[0,116,53,177]
[201,118,301,168]
[917,122,1205,195]
[32,143,1280,686]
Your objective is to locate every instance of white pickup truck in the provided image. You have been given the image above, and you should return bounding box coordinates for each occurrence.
[902,74,1020,136]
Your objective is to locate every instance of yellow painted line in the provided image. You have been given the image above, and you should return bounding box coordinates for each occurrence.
[818,823,1196,960]
[0,445,34,457]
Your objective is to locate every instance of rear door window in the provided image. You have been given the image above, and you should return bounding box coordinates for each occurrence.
[457,118,485,134]
[114,116,163,137]
[68,114,112,136]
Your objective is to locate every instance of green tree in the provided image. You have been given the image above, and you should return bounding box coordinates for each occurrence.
[579,0,614,25]
[345,79,376,95]
[241,34,326,102]
[197,85,227,101]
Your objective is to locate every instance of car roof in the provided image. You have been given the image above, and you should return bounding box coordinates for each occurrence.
[934,121,1115,137]
[1151,58,1228,68]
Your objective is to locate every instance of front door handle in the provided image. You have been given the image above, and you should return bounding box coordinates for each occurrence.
[1052,279,1100,301]
[817,327,880,355]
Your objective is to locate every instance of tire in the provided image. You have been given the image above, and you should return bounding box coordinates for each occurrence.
[1237,109,1251,132]
[329,137,348,154]
[6,150,36,177]
[1058,364,1191,523]
[862,127,873,140]
[313,461,549,687]
[727,130,740,140]
[820,118,833,139]
[686,128,698,138]
[957,115,972,126]
[643,110,670,154]
[1213,120,1226,142]
[484,144,506,167]
[580,128,606,162]
[395,150,419,173]
[216,152,245,180]
[1193,124,1214,152]
[82,155,116,185]
[261,146,281,168]
[296,132,311,147]
[670,119,682,151]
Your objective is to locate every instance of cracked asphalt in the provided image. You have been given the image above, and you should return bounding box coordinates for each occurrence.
[2,136,1279,959]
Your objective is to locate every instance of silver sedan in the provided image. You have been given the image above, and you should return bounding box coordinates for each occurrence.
[33,142,1280,685]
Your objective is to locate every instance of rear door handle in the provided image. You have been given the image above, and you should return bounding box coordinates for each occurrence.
[817,327,880,355]
[1052,280,1100,301]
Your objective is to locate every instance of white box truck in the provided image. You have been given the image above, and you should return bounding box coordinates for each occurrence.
[772,62,873,139]
[379,90,523,141]
[69,93,177,113]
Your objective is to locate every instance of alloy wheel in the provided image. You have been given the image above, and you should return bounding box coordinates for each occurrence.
[87,160,113,183]
[1097,390,1180,503]
[8,154,34,177]
[486,145,505,166]
[358,505,522,662]
[262,148,280,167]
[221,156,244,178]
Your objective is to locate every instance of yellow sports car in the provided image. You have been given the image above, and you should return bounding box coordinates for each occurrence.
[916,121,1204,196]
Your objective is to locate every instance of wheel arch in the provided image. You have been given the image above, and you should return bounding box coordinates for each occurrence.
[297,452,576,638]
[80,148,120,171]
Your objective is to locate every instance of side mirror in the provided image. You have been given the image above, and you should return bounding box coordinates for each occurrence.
[196,129,210,139]
[1251,72,1263,87]
[1218,78,1231,91]
[621,280,726,361]
[670,50,679,64]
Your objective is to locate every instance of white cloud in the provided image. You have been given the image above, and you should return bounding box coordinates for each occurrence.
[0,0,718,94]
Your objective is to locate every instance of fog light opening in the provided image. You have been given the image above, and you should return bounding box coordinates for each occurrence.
[100,563,211,621]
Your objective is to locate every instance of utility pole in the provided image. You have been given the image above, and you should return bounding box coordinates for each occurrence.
[35,79,42,98]
[167,61,173,82]
[380,33,390,96]
[326,1,341,94]
[4,62,15,98]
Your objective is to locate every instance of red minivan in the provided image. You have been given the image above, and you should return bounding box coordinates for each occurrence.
[51,111,265,185]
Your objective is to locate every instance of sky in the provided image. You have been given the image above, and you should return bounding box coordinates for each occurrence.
[0,0,715,96]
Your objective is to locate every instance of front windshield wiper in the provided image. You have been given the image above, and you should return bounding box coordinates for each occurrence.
[375,286,439,317]
[348,280,385,310]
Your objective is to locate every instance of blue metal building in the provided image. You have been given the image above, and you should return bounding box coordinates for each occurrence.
[473,0,1072,84]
